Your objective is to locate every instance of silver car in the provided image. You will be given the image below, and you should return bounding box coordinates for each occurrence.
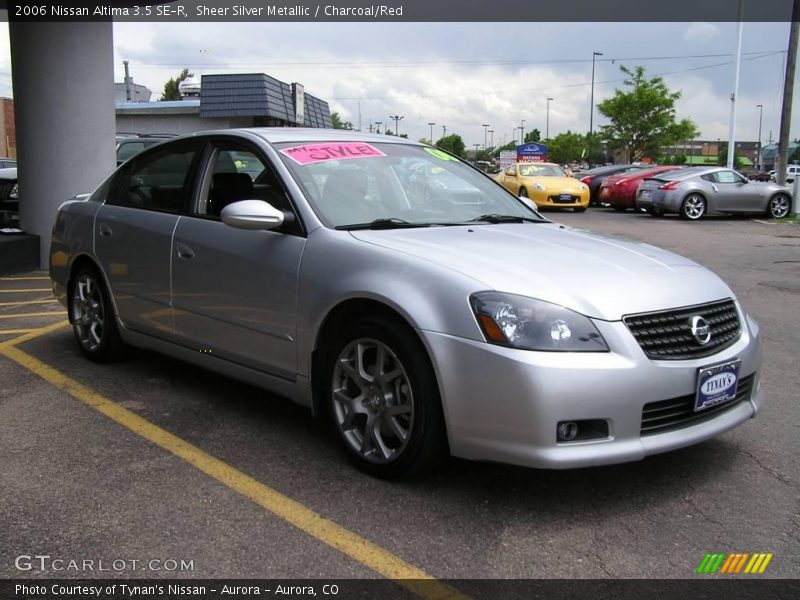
[50,129,764,478]
[636,166,792,220]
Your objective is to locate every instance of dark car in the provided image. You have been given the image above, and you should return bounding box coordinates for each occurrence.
[579,164,647,206]
[115,133,175,166]
[0,166,18,226]
[747,170,771,182]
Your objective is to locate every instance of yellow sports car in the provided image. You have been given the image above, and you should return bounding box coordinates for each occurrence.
[494,162,590,212]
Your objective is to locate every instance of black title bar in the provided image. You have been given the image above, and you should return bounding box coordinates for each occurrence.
[4,0,798,22]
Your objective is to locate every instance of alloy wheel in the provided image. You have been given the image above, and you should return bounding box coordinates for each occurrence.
[769,194,791,219]
[682,195,706,220]
[71,273,106,352]
[331,338,414,464]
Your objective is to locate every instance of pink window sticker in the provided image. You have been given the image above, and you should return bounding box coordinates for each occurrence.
[279,142,386,165]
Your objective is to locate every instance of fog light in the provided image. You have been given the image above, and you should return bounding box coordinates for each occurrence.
[557,421,579,441]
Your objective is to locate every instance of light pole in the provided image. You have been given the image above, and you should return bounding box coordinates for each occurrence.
[442,124,447,139]
[389,114,404,136]
[589,51,603,162]
[428,121,436,146]
[482,124,490,150]
[374,121,382,134]
[546,97,554,140]
[488,129,494,150]
[519,119,526,144]
[756,104,764,171]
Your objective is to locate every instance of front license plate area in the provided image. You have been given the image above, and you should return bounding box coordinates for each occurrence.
[559,194,573,202]
[695,359,741,412]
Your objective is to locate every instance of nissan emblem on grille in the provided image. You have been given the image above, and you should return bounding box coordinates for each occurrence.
[690,315,712,345]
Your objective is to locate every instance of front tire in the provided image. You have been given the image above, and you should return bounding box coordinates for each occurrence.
[69,268,125,363]
[767,193,791,219]
[681,194,706,220]
[322,317,447,478]
[519,187,528,198]
[574,206,587,213]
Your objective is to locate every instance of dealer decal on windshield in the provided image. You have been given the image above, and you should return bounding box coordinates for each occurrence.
[280,143,386,165]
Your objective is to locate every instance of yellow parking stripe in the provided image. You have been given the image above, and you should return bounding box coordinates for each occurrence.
[0,320,70,348]
[0,336,466,600]
[0,299,57,307]
[0,312,65,320]
[0,288,52,293]
[0,276,49,281]
[0,329,36,335]
[758,553,773,573]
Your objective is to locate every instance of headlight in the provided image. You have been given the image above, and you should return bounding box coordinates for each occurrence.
[10,183,18,199]
[532,182,546,191]
[470,292,609,352]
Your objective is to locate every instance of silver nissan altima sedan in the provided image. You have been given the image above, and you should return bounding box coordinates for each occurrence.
[50,129,764,478]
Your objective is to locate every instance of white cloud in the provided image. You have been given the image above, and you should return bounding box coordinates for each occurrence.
[683,22,721,42]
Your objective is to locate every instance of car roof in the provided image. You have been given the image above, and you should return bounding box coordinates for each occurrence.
[180,127,423,146]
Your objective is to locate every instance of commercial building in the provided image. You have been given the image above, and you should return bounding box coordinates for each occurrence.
[115,73,333,135]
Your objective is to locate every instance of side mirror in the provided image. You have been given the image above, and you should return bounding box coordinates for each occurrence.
[221,200,285,231]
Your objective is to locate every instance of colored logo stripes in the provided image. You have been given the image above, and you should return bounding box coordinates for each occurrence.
[696,552,773,574]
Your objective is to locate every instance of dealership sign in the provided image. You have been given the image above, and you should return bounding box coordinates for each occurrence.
[517,142,548,162]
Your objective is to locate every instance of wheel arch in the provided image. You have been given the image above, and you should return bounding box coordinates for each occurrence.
[66,253,119,324]
[310,297,436,419]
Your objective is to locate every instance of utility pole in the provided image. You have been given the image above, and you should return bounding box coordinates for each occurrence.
[756,104,763,170]
[726,0,745,169]
[374,121,382,134]
[441,124,447,138]
[428,121,436,145]
[488,129,494,150]
[482,124,490,150]
[777,0,800,199]
[546,97,554,140]
[589,51,603,162]
[123,60,132,101]
[519,119,525,144]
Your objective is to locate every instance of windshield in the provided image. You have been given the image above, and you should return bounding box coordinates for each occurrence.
[519,164,567,177]
[275,142,544,228]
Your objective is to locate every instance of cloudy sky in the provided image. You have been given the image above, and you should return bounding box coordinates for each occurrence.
[0,20,796,149]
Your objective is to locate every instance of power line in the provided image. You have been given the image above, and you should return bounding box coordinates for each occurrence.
[111,50,785,71]
[328,51,783,101]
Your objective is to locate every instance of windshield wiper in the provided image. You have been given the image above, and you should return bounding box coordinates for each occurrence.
[336,218,432,231]
[466,213,545,224]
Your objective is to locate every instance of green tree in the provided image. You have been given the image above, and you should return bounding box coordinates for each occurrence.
[436,134,466,158]
[331,112,353,129]
[597,65,699,162]
[546,131,588,164]
[160,68,193,101]
[523,129,541,143]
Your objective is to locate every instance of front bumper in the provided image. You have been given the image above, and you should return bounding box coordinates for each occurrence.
[421,308,763,469]
[531,189,590,209]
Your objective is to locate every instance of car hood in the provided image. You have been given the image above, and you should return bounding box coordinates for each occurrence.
[521,176,585,192]
[350,223,734,321]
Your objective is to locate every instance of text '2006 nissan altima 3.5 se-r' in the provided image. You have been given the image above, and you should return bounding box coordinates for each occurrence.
[50,129,764,478]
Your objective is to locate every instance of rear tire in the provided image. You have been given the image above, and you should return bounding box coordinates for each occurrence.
[681,194,706,220]
[321,316,448,479]
[69,268,126,363]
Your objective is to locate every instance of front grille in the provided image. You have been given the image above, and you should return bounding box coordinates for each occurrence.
[640,374,754,435]
[623,299,741,360]
[549,194,578,204]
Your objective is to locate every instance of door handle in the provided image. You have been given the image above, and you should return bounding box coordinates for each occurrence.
[175,243,195,260]
[98,224,112,237]
[712,184,719,192]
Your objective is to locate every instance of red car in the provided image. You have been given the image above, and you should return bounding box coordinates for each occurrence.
[598,165,684,211]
